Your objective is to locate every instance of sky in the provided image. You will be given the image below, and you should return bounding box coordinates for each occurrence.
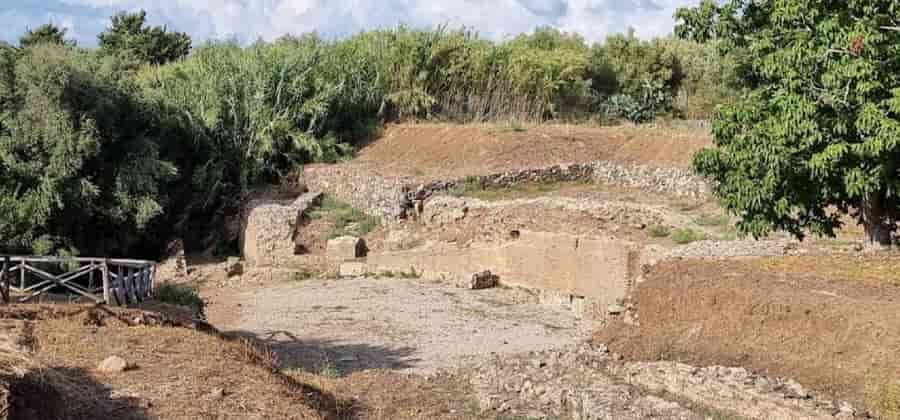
[0,0,701,47]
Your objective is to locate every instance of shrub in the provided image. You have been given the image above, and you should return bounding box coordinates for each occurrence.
[672,227,706,244]
[648,225,672,238]
[154,283,205,316]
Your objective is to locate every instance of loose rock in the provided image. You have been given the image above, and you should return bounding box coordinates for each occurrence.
[97,355,131,373]
[462,270,499,290]
[326,236,367,261]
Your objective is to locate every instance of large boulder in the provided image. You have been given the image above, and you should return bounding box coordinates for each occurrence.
[241,193,322,267]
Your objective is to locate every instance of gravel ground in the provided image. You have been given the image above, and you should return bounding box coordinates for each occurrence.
[210,277,590,375]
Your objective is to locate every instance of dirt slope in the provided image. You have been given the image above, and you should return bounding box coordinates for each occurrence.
[596,255,900,413]
[1,305,329,420]
[353,123,711,179]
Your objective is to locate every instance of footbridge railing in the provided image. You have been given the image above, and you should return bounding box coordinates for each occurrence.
[0,256,155,305]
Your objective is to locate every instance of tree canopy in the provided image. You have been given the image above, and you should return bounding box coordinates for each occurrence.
[678,0,900,246]
[98,10,191,65]
[19,24,74,48]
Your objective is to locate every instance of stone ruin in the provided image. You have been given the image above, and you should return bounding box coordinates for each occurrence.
[240,192,322,267]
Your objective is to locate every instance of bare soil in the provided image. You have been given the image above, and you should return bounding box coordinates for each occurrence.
[206,277,588,375]
[596,255,900,411]
[354,123,711,179]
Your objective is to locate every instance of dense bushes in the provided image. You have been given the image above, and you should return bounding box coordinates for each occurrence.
[0,17,738,258]
[0,44,176,256]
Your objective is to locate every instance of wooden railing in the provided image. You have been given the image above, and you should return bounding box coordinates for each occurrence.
[0,256,155,305]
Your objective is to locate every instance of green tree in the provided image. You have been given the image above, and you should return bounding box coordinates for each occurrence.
[19,23,74,48]
[0,44,176,255]
[678,0,900,247]
[98,10,191,65]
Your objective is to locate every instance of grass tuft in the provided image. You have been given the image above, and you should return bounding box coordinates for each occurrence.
[648,225,672,238]
[695,213,731,227]
[671,227,706,244]
[310,195,381,238]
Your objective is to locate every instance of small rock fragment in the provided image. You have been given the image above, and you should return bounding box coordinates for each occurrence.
[225,257,243,277]
[607,303,626,315]
[98,355,131,373]
[463,270,499,290]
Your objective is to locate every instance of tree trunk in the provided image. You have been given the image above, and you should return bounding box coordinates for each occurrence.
[861,192,894,249]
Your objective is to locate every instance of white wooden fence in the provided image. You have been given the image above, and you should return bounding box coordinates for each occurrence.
[0,256,155,305]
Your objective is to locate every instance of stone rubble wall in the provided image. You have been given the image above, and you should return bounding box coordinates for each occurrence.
[304,161,709,222]
[303,163,410,221]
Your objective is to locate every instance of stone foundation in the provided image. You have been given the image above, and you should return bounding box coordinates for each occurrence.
[363,230,639,320]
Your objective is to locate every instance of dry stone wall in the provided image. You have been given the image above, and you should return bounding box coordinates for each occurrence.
[304,161,708,222]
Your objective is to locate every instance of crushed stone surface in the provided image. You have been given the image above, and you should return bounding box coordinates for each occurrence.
[213,277,590,375]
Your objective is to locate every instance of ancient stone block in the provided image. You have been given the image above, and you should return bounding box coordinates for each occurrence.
[240,192,322,268]
[327,236,367,261]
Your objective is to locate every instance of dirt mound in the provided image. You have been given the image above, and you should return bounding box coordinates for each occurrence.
[0,305,330,420]
[596,255,900,415]
[355,123,711,178]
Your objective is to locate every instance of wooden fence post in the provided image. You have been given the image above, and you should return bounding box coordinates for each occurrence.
[1,256,9,304]
[102,259,110,304]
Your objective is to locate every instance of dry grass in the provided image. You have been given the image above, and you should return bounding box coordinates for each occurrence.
[4,305,329,419]
[756,255,900,286]
[450,178,598,202]
[867,373,900,420]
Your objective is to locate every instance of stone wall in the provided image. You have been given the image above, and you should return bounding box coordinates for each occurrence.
[240,192,322,267]
[304,163,410,221]
[365,230,639,320]
[304,161,709,222]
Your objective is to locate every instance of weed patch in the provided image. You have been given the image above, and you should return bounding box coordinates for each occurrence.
[648,225,671,238]
[867,373,900,420]
[671,227,706,244]
[154,283,205,316]
[450,178,594,201]
[309,195,381,238]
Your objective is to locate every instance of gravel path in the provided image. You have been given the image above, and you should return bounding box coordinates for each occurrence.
[211,277,589,375]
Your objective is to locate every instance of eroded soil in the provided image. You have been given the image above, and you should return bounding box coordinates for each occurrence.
[353,123,711,179]
[597,255,900,412]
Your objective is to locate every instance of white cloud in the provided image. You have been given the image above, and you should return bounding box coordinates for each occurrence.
[14,0,702,45]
